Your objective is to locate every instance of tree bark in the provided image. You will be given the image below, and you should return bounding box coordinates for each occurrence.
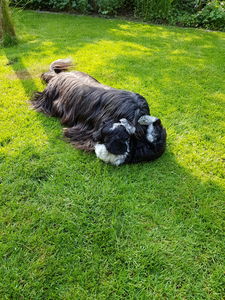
[0,0,16,41]
[0,1,3,40]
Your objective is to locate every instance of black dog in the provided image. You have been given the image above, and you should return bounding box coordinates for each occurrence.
[31,59,166,165]
[94,116,166,165]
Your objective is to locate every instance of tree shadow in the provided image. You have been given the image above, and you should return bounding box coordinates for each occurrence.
[3,52,38,97]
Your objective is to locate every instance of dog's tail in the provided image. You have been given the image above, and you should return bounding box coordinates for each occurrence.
[49,58,73,74]
[41,59,73,83]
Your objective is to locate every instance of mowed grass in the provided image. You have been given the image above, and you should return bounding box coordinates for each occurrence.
[0,10,225,299]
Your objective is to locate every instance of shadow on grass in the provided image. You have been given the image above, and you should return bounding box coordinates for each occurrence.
[1,139,224,298]
[3,49,38,97]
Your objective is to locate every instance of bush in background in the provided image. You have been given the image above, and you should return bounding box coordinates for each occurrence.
[11,0,89,12]
[96,0,125,15]
[10,0,225,31]
[196,0,225,30]
[134,0,174,21]
[169,0,225,30]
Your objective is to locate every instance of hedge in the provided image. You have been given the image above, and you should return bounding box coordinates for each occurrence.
[11,0,225,31]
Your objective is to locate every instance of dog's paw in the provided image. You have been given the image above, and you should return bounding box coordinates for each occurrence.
[119,119,135,134]
[138,115,158,125]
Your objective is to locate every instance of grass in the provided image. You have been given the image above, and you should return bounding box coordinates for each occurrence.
[0,9,225,299]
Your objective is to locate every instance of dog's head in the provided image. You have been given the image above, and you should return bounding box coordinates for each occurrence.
[93,119,135,155]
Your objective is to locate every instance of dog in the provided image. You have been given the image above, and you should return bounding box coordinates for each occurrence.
[31,59,166,165]
[95,116,166,165]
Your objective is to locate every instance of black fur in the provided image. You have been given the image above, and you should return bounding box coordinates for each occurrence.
[31,59,166,164]
[126,120,166,163]
[93,121,131,155]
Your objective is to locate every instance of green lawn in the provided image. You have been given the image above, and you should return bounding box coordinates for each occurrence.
[0,10,224,299]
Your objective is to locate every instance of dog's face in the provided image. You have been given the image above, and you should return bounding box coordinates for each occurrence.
[93,119,135,155]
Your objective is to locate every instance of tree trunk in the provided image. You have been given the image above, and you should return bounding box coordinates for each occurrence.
[0,0,17,44]
[0,1,3,39]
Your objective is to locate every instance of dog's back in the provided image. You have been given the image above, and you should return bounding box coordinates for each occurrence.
[31,59,166,161]
[32,59,150,128]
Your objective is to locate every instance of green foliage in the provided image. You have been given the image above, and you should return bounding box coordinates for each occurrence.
[169,0,225,30]
[196,0,225,30]
[96,0,125,15]
[49,0,70,10]
[11,0,72,11]
[71,0,90,13]
[168,10,197,27]
[134,0,174,21]
[10,0,225,30]
[172,0,200,13]
[46,0,90,12]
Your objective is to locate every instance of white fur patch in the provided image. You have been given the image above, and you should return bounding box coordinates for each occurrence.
[138,115,158,142]
[95,143,128,166]
[119,119,136,134]
[111,122,122,130]
[146,124,156,142]
[111,119,135,135]
[138,115,158,125]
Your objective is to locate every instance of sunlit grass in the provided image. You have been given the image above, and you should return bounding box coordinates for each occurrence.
[0,10,224,299]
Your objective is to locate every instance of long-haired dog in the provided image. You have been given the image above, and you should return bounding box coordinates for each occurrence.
[31,59,166,165]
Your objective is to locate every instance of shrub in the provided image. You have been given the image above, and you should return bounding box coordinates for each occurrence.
[49,0,70,10]
[10,0,89,12]
[10,0,225,31]
[169,0,225,30]
[96,0,125,15]
[169,10,198,27]
[134,0,174,21]
[172,0,197,13]
[196,0,225,30]
[71,0,90,13]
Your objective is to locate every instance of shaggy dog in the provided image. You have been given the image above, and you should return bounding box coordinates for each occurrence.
[31,59,166,165]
